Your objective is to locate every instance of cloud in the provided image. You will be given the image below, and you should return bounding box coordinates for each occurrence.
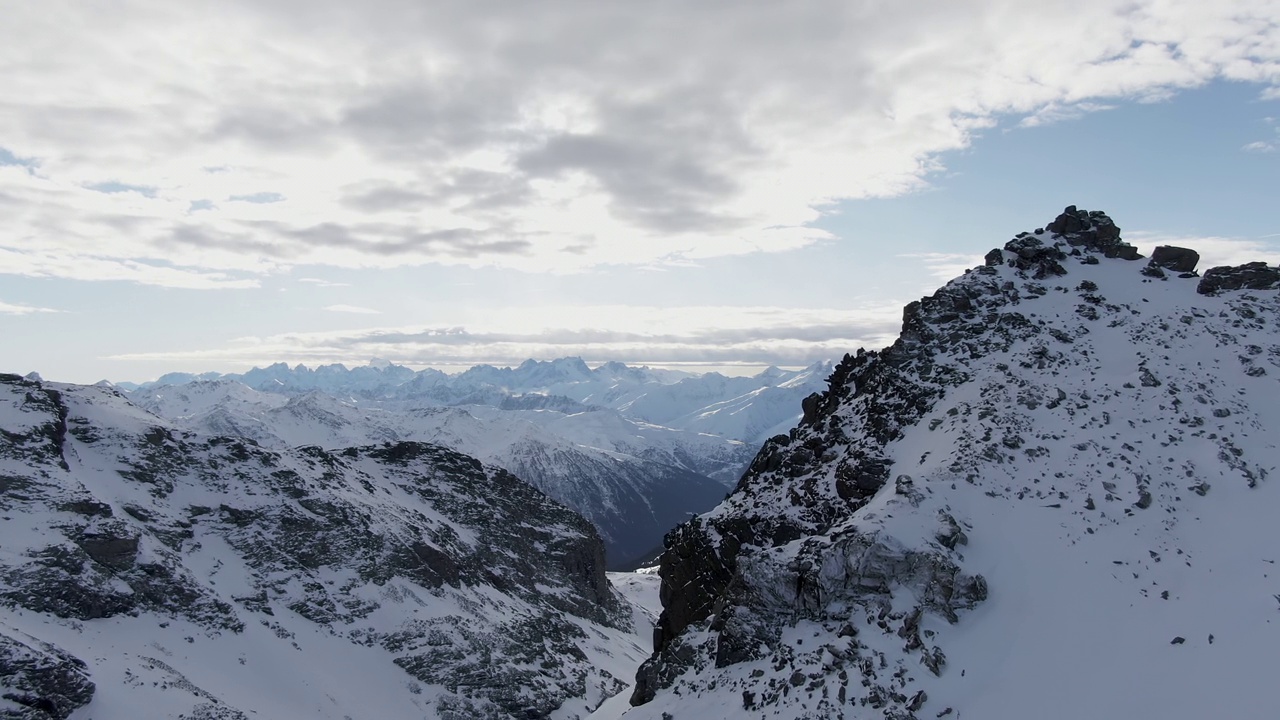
[0,246,260,289]
[1126,232,1280,269]
[1242,141,1276,153]
[298,277,351,287]
[105,303,904,369]
[0,300,62,315]
[323,304,381,314]
[228,192,285,203]
[1018,101,1117,128]
[900,252,986,285]
[2,1,1279,285]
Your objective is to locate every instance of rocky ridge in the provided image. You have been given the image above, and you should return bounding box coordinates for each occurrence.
[627,207,1280,719]
[0,376,644,719]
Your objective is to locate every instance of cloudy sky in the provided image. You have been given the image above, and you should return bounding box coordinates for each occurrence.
[3,0,1279,383]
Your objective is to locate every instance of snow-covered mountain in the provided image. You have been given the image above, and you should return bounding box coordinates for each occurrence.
[624,207,1280,719]
[0,374,654,719]
[129,384,743,569]
[123,358,830,446]
[127,359,831,569]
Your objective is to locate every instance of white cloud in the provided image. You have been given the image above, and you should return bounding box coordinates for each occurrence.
[2,1,1279,286]
[298,278,351,287]
[900,252,987,285]
[0,300,62,315]
[0,246,259,289]
[323,304,381,314]
[1242,141,1276,153]
[105,303,904,369]
[1018,101,1116,128]
[1126,231,1280,269]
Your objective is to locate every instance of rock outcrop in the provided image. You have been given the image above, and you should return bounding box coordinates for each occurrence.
[628,207,1280,720]
[1197,261,1280,295]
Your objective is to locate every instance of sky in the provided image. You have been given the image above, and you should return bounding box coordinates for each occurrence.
[1,0,1278,384]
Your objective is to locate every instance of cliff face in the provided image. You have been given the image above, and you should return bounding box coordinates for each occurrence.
[0,376,635,720]
[630,208,1280,719]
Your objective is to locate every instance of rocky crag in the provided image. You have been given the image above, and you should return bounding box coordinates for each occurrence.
[628,207,1280,719]
[0,376,643,719]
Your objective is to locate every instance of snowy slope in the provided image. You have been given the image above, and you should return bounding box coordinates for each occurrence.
[663,362,832,446]
[623,208,1280,719]
[0,376,653,720]
[127,358,824,568]
[129,387,734,569]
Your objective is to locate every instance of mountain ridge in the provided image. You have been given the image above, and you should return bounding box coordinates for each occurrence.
[626,206,1280,719]
[0,374,648,719]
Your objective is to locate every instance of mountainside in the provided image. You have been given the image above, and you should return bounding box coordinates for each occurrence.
[626,207,1280,719]
[0,375,650,719]
[124,358,830,570]
[130,386,742,569]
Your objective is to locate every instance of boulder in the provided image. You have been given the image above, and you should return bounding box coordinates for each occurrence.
[1149,246,1200,273]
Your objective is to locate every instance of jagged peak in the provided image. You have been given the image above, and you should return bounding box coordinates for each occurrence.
[634,204,1280,719]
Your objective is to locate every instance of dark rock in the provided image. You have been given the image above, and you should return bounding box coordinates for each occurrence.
[1171,636,1186,645]
[0,631,95,720]
[984,248,1004,267]
[1197,262,1280,295]
[1042,206,1140,260]
[57,500,112,518]
[935,511,968,549]
[75,526,140,571]
[1149,246,1200,273]
[1105,244,1142,261]
[1002,236,1066,278]
[800,392,821,425]
[1134,491,1152,510]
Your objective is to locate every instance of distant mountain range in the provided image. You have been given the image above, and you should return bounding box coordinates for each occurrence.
[122,358,832,568]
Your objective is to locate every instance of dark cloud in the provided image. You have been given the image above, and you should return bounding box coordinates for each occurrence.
[340,185,431,213]
[512,94,752,230]
[340,170,533,215]
[208,108,337,153]
[339,80,521,160]
[155,215,532,260]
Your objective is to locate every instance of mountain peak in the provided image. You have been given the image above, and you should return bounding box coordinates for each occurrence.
[632,207,1280,718]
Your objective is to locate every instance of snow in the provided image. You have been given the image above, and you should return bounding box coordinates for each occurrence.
[0,375,667,720]
[620,231,1280,718]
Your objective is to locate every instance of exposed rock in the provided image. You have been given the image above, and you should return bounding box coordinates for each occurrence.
[0,631,95,720]
[1149,246,1200,273]
[1197,262,1280,295]
[1045,205,1140,260]
[630,206,1280,719]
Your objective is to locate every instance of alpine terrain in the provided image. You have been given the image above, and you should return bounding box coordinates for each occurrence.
[625,207,1280,719]
[0,376,655,719]
[125,360,831,568]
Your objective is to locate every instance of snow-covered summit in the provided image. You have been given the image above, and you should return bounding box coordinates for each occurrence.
[627,207,1280,719]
